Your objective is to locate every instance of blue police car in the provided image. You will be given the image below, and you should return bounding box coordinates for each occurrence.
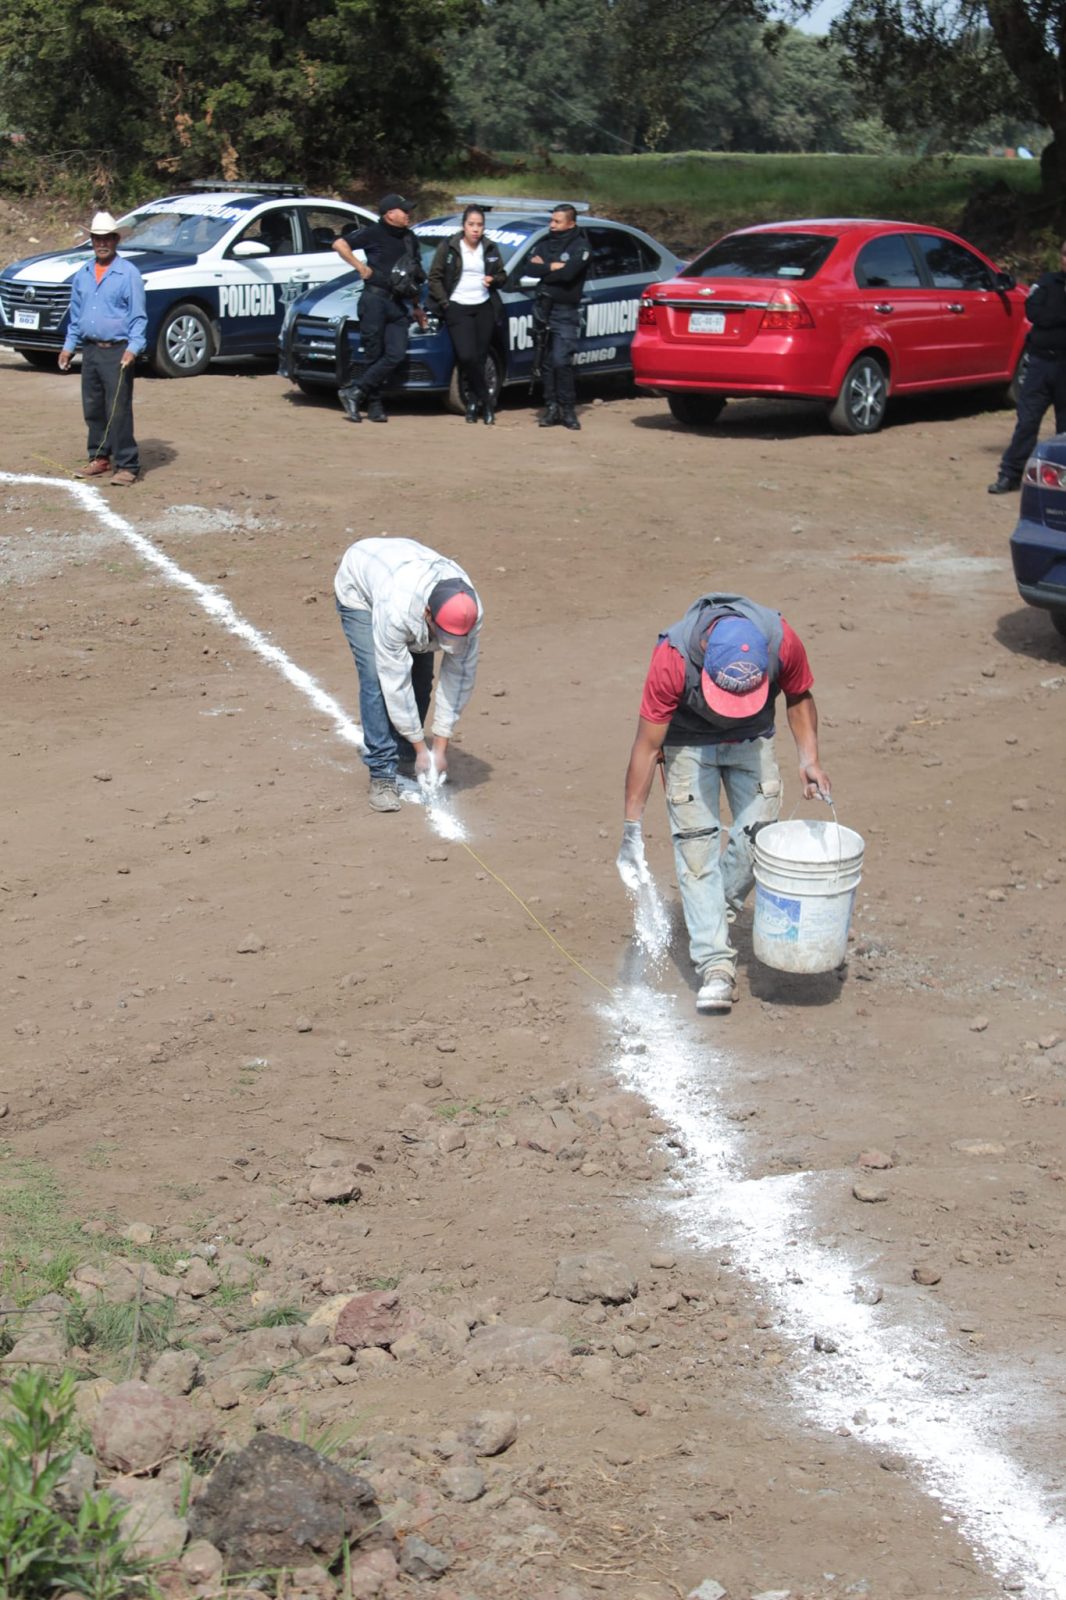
[0,184,375,376]
[278,197,682,411]
[1010,440,1066,638]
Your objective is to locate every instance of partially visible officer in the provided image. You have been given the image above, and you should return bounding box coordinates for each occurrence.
[334,536,483,813]
[332,193,426,425]
[990,241,1066,493]
[520,203,591,431]
[616,592,830,1015]
[58,211,146,486]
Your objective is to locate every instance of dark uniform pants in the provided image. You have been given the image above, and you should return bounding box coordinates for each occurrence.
[542,304,580,410]
[1000,352,1066,479]
[357,288,410,398]
[81,343,138,471]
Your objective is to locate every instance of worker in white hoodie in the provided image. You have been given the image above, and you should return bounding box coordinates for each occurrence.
[334,536,483,812]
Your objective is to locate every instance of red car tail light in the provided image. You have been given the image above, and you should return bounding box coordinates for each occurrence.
[759,289,814,331]
[1024,457,1066,490]
[638,299,657,327]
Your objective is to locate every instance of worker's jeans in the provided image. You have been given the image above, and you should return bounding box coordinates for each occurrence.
[81,343,138,471]
[663,736,782,981]
[337,603,433,778]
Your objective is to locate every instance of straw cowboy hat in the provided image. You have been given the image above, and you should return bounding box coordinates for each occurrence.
[87,211,122,236]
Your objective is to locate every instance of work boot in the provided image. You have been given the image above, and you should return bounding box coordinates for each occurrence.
[482,398,496,426]
[367,398,388,423]
[339,384,364,423]
[695,970,739,1014]
[368,776,401,813]
[987,472,1020,494]
[560,407,581,431]
[539,404,561,428]
[77,456,110,478]
[465,397,479,424]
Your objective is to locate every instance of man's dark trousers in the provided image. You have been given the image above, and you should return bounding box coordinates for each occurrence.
[999,352,1066,480]
[81,343,138,472]
[356,288,409,398]
[541,305,580,410]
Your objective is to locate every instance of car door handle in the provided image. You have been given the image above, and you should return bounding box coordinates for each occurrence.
[946,302,964,314]
[874,302,894,314]
[291,272,311,281]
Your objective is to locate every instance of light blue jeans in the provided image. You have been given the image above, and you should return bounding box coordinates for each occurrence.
[664,736,782,981]
[337,602,433,778]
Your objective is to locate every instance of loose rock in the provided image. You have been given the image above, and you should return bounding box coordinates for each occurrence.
[553,1251,637,1305]
[461,1409,518,1456]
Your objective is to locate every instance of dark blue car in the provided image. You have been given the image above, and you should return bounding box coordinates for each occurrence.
[1010,441,1066,638]
[277,197,682,411]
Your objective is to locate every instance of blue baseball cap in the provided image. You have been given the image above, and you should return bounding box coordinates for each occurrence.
[700,616,769,718]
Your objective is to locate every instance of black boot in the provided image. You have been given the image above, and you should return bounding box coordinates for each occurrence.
[539,404,561,428]
[367,398,388,423]
[339,384,364,423]
[561,407,581,431]
[482,397,496,426]
[465,397,479,424]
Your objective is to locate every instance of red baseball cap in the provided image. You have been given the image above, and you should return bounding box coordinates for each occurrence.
[428,578,479,642]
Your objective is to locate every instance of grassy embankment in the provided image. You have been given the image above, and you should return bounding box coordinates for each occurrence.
[425,150,1047,262]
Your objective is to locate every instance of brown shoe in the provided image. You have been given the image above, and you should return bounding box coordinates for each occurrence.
[77,457,110,478]
[109,469,138,486]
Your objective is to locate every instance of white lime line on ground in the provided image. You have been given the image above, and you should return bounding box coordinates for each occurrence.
[1,473,464,839]
[610,974,1066,1597]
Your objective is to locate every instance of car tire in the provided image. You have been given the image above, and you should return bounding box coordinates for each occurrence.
[1051,610,1066,640]
[295,378,333,400]
[19,349,60,369]
[447,347,503,415]
[667,394,725,427]
[153,303,214,378]
[828,355,888,435]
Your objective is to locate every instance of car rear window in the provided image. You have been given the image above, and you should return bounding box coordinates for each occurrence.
[684,232,836,281]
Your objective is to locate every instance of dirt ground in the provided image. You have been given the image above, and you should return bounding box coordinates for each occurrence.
[2,240,1066,1600]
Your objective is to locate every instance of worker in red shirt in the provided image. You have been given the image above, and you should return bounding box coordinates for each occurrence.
[616,592,831,1015]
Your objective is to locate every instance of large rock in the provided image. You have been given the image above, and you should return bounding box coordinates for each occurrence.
[466,1323,571,1376]
[188,1433,381,1570]
[553,1252,637,1305]
[145,1349,201,1396]
[110,1479,189,1560]
[91,1382,207,1473]
[333,1291,414,1351]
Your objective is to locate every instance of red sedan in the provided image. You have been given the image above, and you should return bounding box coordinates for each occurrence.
[632,219,1029,434]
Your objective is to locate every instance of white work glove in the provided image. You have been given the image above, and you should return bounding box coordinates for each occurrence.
[616,821,651,892]
[417,751,446,792]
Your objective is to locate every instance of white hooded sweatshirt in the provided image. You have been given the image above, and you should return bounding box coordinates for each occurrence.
[334,536,482,742]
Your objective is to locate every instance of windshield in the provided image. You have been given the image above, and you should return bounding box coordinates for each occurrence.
[685,232,837,281]
[114,207,241,254]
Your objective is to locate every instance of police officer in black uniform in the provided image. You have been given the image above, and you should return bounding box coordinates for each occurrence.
[990,240,1066,493]
[521,203,591,431]
[332,193,426,424]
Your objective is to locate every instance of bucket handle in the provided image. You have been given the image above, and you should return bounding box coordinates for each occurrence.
[785,791,845,883]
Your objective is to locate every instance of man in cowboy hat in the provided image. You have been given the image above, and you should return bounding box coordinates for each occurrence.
[59,211,147,485]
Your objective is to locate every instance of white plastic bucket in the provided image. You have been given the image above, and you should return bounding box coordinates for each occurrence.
[752,816,864,974]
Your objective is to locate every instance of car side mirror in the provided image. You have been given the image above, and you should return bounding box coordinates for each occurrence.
[232,239,271,259]
[995,269,1016,291]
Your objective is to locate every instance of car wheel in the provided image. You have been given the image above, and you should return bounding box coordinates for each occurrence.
[295,378,333,400]
[20,349,59,369]
[828,355,888,435]
[1051,610,1066,640]
[447,347,503,415]
[667,394,726,427]
[153,303,213,378]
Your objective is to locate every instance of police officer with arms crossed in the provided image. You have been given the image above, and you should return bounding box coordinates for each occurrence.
[333,194,426,425]
[58,210,146,485]
[616,592,830,1015]
[521,203,591,431]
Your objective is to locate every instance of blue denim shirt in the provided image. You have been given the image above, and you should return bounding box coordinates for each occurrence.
[63,255,147,354]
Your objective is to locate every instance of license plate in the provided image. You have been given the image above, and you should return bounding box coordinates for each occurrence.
[689,311,725,334]
[14,309,40,329]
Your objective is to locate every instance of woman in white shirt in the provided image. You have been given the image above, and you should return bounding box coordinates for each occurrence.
[428,205,508,424]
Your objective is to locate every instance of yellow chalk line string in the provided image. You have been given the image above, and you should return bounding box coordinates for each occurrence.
[32,360,132,479]
[458,838,616,998]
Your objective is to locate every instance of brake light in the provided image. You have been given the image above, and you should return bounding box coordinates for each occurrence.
[638,299,657,327]
[759,289,814,331]
[1023,457,1066,489]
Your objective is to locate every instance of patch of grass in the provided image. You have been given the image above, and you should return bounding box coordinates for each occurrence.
[250,1305,307,1328]
[85,1142,118,1171]
[281,1411,367,1461]
[366,1275,400,1291]
[213,1276,254,1309]
[65,1297,176,1359]
[0,1159,90,1307]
